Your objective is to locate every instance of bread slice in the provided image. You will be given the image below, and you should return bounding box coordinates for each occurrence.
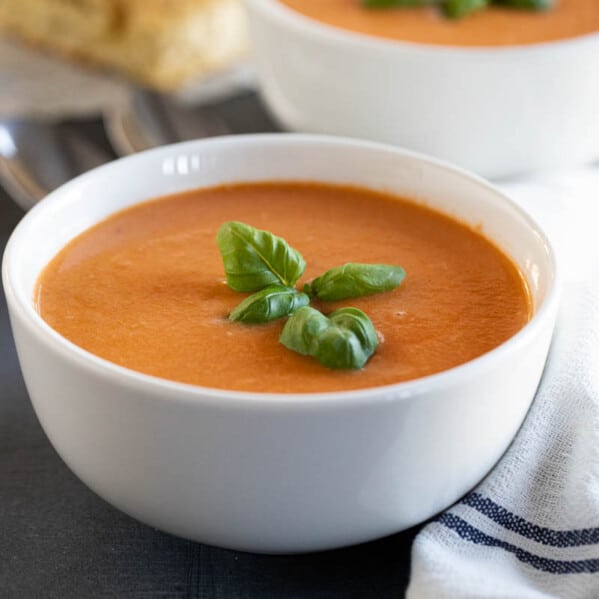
[0,0,248,90]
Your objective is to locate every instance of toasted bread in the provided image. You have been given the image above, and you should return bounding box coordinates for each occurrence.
[0,0,248,90]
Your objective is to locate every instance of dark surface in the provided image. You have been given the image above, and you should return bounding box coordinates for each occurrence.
[0,185,418,597]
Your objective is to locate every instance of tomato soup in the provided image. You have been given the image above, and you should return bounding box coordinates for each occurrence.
[36,183,531,393]
[278,0,599,47]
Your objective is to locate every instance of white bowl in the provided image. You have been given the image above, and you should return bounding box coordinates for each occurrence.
[3,135,557,553]
[246,0,599,179]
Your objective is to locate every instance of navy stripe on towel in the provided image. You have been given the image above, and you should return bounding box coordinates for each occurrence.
[438,513,599,575]
[463,493,599,547]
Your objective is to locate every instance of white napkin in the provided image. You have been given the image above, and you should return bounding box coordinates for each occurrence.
[408,166,599,599]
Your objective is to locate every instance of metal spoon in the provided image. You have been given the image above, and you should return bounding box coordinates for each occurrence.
[105,87,279,156]
[0,81,279,210]
[0,119,115,210]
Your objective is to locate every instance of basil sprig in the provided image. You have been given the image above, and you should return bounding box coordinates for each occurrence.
[363,0,439,6]
[217,221,405,370]
[229,285,310,323]
[277,305,330,354]
[494,0,552,8]
[306,263,406,301]
[280,307,379,370]
[443,0,488,18]
[361,0,553,19]
[217,221,306,292]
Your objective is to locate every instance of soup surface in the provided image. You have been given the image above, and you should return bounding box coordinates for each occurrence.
[278,0,599,47]
[37,182,531,393]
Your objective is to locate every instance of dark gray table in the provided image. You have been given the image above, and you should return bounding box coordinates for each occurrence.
[0,181,418,597]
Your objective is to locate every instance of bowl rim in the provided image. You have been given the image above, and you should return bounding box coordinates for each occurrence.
[2,133,559,410]
[248,0,599,55]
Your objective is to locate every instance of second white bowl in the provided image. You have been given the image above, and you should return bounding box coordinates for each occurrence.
[247,0,599,179]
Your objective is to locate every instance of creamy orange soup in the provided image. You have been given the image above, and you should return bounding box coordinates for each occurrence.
[279,0,599,47]
[36,183,531,393]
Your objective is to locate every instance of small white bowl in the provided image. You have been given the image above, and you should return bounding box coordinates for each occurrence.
[246,0,599,179]
[3,135,557,553]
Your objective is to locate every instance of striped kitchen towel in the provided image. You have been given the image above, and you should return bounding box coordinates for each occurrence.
[407,166,599,598]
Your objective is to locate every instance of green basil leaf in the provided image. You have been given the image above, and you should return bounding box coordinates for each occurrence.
[280,306,379,370]
[279,306,330,356]
[307,263,406,301]
[314,327,368,370]
[362,0,442,7]
[363,0,551,17]
[443,0,489,18]
[314,308,379,369]
[329,307,379,355]
[493,0,553,9]
[217,222,306,292]
[229,285,310,324]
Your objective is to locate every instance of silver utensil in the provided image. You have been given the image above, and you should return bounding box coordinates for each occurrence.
[104,89,230,156]
[105,88,278,156]
[0,81,278,209]
[0,119,113,210]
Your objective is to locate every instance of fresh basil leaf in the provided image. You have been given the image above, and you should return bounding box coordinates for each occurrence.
[362,0,441,7]
[493,0,553,9]
[229,285,310,324]
[217,222,306,292]
[443,0,488,18]
[314,308,379,370]
[280,306,379,370]
[314,327,368,370]
[329,307,379,355]
[279,306,330,356]
[363,0,550,17]
[307,263,405,301]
